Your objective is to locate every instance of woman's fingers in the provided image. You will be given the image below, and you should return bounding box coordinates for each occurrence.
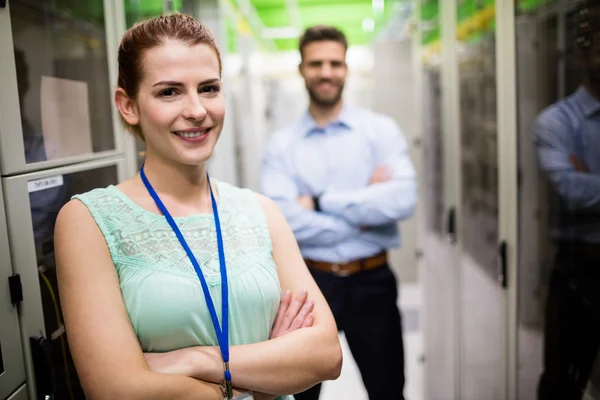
[290,300,314,331]
[279,290,308,332]
[270,290,292,338]
[302,313,314,328]
[270,290,315,339]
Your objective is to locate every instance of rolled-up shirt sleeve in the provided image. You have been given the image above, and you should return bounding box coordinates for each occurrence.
[534,112,600,212]
[319,117,417,227]
[260,133,360,247]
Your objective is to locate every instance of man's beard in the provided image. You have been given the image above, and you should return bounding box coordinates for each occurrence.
[307,81,344,108]
[587,67,600,94]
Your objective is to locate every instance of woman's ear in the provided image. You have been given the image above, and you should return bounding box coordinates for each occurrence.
[115,88,140,126]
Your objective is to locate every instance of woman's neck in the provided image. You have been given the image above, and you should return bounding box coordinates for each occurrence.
[140,153,212,212]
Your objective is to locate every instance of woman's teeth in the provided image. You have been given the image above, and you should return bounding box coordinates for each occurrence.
[174,130,207,138]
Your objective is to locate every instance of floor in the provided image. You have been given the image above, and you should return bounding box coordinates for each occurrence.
[320,283,424,400]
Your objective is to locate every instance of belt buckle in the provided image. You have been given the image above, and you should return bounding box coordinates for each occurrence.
[331,263,351,277]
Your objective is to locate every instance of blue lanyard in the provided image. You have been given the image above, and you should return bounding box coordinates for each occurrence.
[139,165,232,396]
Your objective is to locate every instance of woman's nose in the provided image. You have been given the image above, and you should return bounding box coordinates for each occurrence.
[182,93,207,120]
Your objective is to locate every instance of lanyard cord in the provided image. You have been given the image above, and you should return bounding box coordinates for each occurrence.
[139,165,232,393]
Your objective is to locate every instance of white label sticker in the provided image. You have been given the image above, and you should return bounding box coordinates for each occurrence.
[28,175,64,193]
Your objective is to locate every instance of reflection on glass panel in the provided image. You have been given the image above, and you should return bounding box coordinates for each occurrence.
[459,36,498,274]
[10,0,115,165]
[30,165,118,399]
[423,67,444,235]
[458,1,503,399]
[516,0,600,399]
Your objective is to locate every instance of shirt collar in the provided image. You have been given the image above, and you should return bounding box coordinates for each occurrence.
[573,86,600,117]
[300,104,355,137]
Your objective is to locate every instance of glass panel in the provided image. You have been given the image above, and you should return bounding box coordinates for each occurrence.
[516,0,600,399]
[423,67,444,236]
[423,62,457,397]
[457,1,503,398]
[10,0,115,165]
[421,2,457,397]
[29,165,118,399]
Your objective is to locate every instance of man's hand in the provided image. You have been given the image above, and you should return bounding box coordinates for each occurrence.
[570,153,589,173]
[369,165,392,185]
[270,290,314,339]
[297,195,315,210]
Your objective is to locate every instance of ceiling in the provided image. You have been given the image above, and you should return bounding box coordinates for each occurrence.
[241,0,399,51]
[123,0,404,52]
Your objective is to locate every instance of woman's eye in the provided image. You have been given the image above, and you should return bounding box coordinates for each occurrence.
[201,85,219,93]
[159,88,177,97]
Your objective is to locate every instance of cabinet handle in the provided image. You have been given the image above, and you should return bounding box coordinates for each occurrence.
[498,241,508,289]
[446,207,457,244]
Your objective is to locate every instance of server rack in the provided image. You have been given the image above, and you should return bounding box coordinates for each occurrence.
[3,158,124,400]
[0,0,126,399]
[0,182,27,400]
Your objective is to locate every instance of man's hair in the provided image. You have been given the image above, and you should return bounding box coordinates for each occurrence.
[298,25,348,59]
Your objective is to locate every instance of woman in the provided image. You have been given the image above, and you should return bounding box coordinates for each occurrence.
[54,14,342,400]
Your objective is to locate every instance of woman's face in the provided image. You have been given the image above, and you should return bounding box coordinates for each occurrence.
[133,40,225,167]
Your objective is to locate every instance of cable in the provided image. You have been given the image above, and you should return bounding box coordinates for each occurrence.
[40,271,75,400]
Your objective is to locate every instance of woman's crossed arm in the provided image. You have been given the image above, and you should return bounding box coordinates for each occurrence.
[143,195,343,397]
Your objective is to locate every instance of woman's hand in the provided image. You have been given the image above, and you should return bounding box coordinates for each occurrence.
[270,290,315,339]
[250,291,314,400]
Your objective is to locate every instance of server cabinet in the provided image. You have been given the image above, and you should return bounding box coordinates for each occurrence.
[514,0,600,398]
[0,183,26,400]
[0,0,122,176]
[2,157,124,400]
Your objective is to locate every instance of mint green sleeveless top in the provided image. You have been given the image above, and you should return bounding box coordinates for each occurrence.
[73,179,293,400]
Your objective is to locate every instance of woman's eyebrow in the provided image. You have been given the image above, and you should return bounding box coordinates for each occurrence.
[152,78,220,87]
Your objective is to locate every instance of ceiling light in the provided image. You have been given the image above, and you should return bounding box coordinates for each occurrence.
[362,18,375,32]
[372,0,384,14]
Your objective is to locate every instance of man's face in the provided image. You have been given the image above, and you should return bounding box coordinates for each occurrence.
[578,30,600,91]
[299,40,347,107]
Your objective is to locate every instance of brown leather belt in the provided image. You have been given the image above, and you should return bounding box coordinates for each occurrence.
[305,252,388,277]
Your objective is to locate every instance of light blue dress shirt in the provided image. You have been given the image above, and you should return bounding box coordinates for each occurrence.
[534,86,600,243]
[260,105,417,263]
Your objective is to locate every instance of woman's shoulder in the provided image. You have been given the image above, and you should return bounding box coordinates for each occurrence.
[55,196,107,245]
[68,184,139,235]
[71,185,118,204]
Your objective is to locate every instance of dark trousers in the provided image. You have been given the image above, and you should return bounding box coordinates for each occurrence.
[538,248,600,400]
[294,263,405,400]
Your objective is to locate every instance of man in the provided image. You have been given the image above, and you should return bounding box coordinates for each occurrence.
[259,25,416,400]
[533,3,600,399]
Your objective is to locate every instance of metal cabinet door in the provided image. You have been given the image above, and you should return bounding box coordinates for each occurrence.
[0,182,26,400]
[3,156,124,400]
[0,0,122,176]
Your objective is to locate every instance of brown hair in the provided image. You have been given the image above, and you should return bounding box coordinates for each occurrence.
[117,13,222,139]
[298,25,348,60]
